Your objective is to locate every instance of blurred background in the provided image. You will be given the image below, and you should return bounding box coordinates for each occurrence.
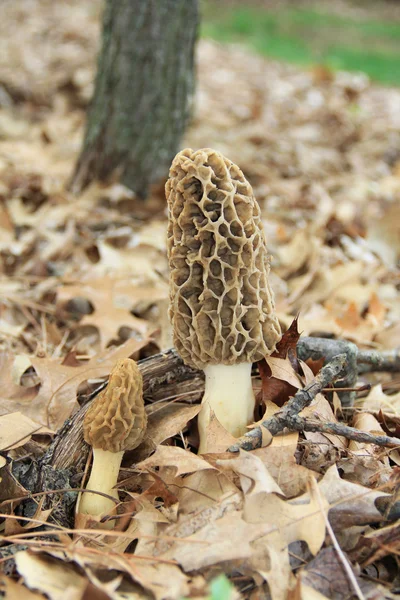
[202,0,400,85]
[0,0,399,356]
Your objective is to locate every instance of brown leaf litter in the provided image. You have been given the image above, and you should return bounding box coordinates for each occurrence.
[0,0,400,598]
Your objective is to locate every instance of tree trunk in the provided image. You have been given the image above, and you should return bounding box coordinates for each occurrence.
[70,0,199,199]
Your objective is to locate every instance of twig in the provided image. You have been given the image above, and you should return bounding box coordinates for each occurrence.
[312,480,366,600]
[298,338,400,406]
[229,354,347,451]
[297,337,358,406]
[229,355,400,452]
[281,417,400,448]
[357,349,400,373]
[322,384,371,393]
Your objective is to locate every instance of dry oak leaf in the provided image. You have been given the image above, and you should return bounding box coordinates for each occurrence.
[349,412,389,456]
[246,529,292,600]
[366,201,400,268]
[353,520,400,567]
[160,510,274,572]
[15,551,88,600]
[121,561,189,600]
[360,384,400,416]
[217,449,284,496]
[301,546,397,600]
[0,459,28,509]
[259,356,302,409]
[56,278,157,348]
[96,239,168,281]
[0,338,149,429]
[199,409,238,454]
[139,487,243,558]
[244,476,327,556]
[133,402,200,462]
[281,305,342,338]
[137,445,215,477]
[298,464,388,528]
[252,444,312,498]
[0,412,51,451]
[300,360,347,449]
[258,318,302,409]
[169,468,240,515]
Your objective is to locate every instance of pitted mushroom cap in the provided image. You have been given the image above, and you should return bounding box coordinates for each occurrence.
[83,359,147,453]
[166,148,281,370]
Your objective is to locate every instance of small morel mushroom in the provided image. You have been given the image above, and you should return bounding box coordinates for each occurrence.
[79,358,147,520]
[166,148,281,452]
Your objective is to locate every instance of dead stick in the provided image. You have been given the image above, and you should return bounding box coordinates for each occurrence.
[229,367,400,452]
[297,337,357,406]
[295,418,400,448]
[229,354,347,451]
[357,349,400,373]
[229,355,400,452]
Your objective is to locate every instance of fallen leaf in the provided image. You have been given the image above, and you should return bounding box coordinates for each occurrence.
[349,412,387,455]
[170,469,240,515]
[217,449,284,496]
[5,499,52,535]
[162,510,273,571]
[259,355,301,408]
[0,337,149,428]
[301,546,396,600]
[137,445,214,477]
[247,529,292,600]
[352,521,400,567]
[122,562,189,600]
[299,583,331,600]
[253,444,312,498]
[199,410,238,454]
[15,551,87,600]
[278,229,317,277]
[0,412,52,450]
[360,384,400,416]
[133,402,201,462]
[56,278,153,348]
[272,316,301,365]
[244,477,327,556]
[0,459,28,508]
[298,465,388,528]
[266,356,302,389]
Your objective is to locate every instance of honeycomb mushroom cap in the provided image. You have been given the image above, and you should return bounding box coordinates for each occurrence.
[166,148,281,370]
[83,358,147,453]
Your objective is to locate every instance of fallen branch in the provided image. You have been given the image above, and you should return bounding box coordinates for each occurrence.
[297,337,358,406]
[296,419,400,448]
[17,343,400,522]
[357,349,400,373]
[29,342,400,475]
[228,354,400,452]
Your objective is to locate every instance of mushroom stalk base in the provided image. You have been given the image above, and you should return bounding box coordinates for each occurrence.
[78,448,124,522]
[198,363,255,453]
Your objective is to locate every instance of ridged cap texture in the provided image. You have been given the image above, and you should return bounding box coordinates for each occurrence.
[166,148,281,370]
[83,358,147,452]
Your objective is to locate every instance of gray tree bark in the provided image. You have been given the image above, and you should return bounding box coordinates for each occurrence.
[70,0,199,199]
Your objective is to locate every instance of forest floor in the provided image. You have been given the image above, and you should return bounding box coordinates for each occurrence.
[0,1,400,599]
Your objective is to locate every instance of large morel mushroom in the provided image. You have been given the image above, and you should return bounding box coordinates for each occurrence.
[166,148,281,452]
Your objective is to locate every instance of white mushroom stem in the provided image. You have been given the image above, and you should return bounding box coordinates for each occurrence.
[79,448,124,522]
[197,362,255,453]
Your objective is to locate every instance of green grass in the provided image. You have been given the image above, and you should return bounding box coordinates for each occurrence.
[201,5,400,86]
